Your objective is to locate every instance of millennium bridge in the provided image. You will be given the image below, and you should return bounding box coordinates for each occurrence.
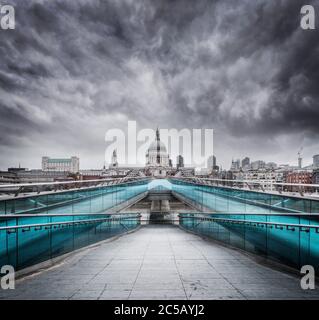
[1,177,319,300]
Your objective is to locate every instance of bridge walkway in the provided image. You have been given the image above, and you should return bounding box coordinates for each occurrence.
[1,225,319,300]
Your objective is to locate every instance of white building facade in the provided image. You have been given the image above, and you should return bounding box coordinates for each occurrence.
[42,156,80,173]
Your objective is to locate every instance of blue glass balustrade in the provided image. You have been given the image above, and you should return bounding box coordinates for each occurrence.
[0,180,149,271]
[170,179,319,214]
[179,213,319,273]
[171,179,319,272]
[0,180,149,215]
[0,213,141,271]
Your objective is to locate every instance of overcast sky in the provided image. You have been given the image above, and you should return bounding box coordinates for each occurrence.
[0,0,318,170]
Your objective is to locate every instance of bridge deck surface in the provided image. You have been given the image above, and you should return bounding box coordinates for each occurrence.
[2,225,319,300]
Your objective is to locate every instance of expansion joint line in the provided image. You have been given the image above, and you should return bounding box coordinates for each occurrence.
[194,242,246,299]
[167,231,188,300]
[128,229,151,299]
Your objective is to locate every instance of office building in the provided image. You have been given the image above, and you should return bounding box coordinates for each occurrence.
[42,156,80,173]
[241,157,250,169]
[207,155,216,169]
[176,155,184,169]
[313,154,319,168]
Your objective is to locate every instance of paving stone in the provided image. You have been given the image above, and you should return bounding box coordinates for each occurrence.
[129,289,187,299]
[99,290,131,299]
[70,289,104,300]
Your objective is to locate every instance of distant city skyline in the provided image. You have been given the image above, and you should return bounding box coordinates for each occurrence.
[3,149,319,172]
[2,133,319,171]
[0,1,318,171]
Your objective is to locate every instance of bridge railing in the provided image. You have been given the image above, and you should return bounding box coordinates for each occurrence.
[170,178,319,214]
[179,212,319,273]
[171,177,319,198]
[0,179,150,215]
[0,177,151,197]
[0,212,141,271]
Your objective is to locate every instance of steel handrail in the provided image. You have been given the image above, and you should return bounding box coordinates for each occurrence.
[0,214,141,232]
[177,211,319,216]
[0,212,142,218]
[0,177,150,189]
[179,214,319,231]
[171,177,319,188]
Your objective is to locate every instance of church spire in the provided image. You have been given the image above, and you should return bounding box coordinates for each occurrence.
[156,127,160,164]
[110,149,118,168]
[156,127,160,141]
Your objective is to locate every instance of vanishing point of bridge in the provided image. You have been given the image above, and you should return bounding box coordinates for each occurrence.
[1,177,319,299]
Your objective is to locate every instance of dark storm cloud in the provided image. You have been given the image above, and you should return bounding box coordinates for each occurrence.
[0,0,318,169]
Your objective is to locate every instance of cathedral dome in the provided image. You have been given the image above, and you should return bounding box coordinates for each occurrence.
[146,128,170,168]
[147,140,167,154]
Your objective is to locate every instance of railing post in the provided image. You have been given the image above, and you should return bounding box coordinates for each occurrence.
[15,217,18,270]
[49,215,52,259]
[72,215,75,250]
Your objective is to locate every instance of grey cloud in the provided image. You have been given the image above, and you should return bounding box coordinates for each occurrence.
[0,0,318,169]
